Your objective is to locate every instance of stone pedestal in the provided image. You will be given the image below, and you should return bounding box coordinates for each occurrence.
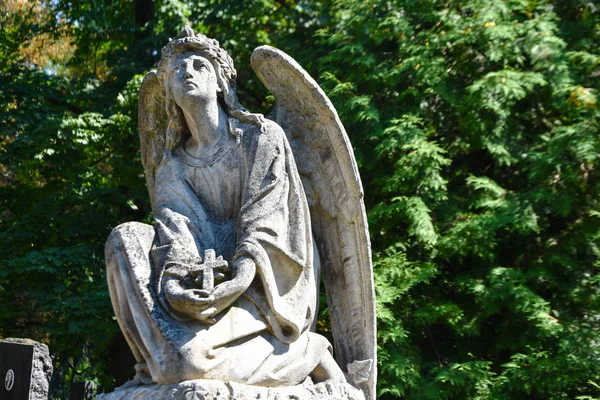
[0,338,53,400]
[97,379,365,400]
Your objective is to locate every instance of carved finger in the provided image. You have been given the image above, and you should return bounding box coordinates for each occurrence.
[190,289,212,298]
[213,263,229,272]
[155,219,175,245]
[213,272,228,285]
[187,293,215,306]
[198,307,217,318]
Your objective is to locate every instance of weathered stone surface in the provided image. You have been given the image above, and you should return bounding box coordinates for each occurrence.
[0,338,53,400]
[97,379,365,400]
[251,45,377,399]
[103,25,376,400]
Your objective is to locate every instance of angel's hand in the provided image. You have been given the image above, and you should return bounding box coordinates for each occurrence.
[196,256,256,320]
[155,219,175,245]
[188,258,232,288]
[162,275,215,320]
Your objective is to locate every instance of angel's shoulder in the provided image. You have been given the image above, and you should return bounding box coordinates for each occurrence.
[242,118,286,147]
[261,118,285,136]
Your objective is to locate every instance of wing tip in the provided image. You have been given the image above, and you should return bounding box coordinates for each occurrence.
[251,45,278,70]
[251,45,300,78]
[140,70,159,92]
[138,71,160,115]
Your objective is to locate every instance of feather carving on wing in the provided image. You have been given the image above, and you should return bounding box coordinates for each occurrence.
[138,72,167,213]
[251,46,377,400]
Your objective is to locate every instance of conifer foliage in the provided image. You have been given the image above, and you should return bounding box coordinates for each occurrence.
[1,0,599,398]
[315,0,600,398]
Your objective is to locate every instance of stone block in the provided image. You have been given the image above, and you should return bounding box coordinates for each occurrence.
[0,338,53,400]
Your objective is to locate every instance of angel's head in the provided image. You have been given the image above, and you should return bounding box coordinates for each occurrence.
[157,27,264,146]
[159,27,238,113]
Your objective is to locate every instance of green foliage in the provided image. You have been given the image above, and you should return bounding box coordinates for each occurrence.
[315,0,600,398]
[0,2,148,394]
[1,0,600,398]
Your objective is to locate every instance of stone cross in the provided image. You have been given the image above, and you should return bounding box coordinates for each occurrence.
[194,249,228,291]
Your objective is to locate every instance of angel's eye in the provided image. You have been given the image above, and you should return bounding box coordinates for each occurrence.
[193,59,207,71]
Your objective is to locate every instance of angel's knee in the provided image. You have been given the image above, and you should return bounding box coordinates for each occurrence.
[106,221,154,251]
[310,350,345,383]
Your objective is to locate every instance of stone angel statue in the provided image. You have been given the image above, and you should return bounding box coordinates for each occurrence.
[101,26,376,400]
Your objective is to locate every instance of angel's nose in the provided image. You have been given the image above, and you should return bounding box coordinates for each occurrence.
[184,70,193,80]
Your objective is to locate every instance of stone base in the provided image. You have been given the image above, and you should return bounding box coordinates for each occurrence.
[97,379,365,400]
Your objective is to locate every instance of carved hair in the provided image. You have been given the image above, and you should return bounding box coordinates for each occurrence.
[157,26,264,149]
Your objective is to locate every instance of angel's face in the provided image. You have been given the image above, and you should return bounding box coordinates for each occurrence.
[167,52,220,109]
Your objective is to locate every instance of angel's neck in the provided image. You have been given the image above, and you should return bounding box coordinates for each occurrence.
[182,101,229,157]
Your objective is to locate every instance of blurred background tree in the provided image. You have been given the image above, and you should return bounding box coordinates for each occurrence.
[1,0,599,399]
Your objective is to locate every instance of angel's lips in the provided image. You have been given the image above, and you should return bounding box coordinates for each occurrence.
[184,80,197,88]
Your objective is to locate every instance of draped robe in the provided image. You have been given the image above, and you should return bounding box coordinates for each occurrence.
[105,120,331,386]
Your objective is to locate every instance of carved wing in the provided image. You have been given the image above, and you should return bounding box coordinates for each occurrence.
[251,46,377,400]
[138,71,167,213]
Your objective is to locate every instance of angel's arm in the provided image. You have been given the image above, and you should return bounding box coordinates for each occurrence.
[157,203,256,321]
[152,159,203,262]
[196,256,256,319]
[155,207,201,259]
